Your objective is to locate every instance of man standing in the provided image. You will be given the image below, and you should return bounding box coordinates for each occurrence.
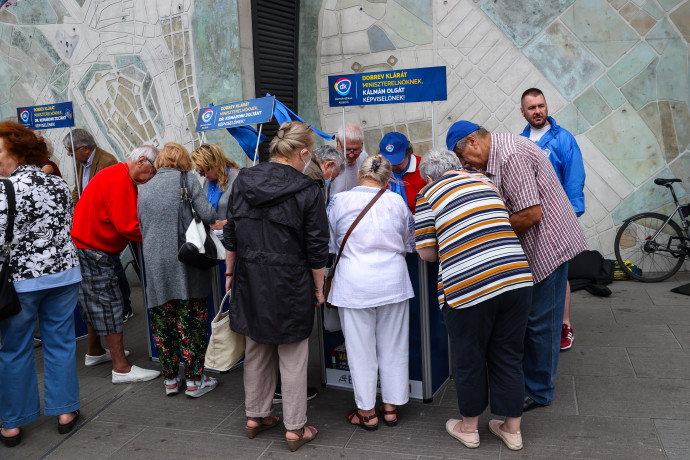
[304,145,345,201]
[519,88,585,351]
[378,132,426,213]
[63,129,134,323]
[447,121,587,411]
[328,123,367,199]
[71,145,160,384]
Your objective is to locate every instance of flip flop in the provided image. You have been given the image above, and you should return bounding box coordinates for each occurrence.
[347,409,378,431]
[245,415,280,439]
[378,404,399,427]
[286,425,318,452]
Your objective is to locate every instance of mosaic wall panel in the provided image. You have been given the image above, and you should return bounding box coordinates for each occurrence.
[313,0,690,260]
[0,0,244,190]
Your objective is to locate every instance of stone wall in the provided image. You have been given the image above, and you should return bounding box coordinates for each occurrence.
[0,0,244,189]
[312,0,690,258]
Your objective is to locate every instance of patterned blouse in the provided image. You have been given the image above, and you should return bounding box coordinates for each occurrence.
[0,165,79,282]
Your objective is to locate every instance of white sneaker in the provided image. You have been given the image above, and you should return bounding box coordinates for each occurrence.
[185,374,218,398]
[112,365,161,384]
[85,349,131,367]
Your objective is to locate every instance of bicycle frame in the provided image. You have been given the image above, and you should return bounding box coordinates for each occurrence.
[646,185,690,257]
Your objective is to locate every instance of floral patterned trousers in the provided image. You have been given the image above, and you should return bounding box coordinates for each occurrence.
[149,298,208,381]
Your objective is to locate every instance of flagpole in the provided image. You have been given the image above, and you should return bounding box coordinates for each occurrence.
[253,124,263,166]
[431,102,436,149]
[341,107,346,189]
[68,129,80,199]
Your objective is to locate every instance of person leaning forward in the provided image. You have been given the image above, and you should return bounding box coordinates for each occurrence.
[71,145,161,384]
[446,121,587,412]
[62,128,118,204]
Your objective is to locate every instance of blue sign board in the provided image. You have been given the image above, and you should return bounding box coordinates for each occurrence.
[328,66,447,107]
[17,102,75,130]
[195,96,275,132]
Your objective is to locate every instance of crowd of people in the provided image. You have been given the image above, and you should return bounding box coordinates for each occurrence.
[0,87,587,452]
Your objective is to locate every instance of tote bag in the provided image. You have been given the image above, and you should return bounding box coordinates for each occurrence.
[0,178,21,321]
[204,290,245,372]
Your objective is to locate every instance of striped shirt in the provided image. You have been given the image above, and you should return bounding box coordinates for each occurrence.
[415,172,533,310]
[486,133,587,282]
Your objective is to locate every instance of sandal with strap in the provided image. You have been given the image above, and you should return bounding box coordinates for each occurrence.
[347,409,378,431]
[286,425,318,452]
[245,415,280,439]
[378,404,399,427]
[185,374,218,398]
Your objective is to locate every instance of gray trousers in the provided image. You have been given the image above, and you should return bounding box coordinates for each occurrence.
[244,336,309,430]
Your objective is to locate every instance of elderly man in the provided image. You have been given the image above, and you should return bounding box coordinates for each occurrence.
[71,145,160,384]
[415,149,533,451]
[446,121,587,412]
[520,88,586,351]
[304,144,345,200]
[63,129,135,323]
[378,132,426,213]
[328,123,367,198]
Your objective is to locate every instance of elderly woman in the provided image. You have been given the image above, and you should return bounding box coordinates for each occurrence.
[138,143,218,397]
[327,154,415,431]
[0,121,82,447]
[414,149,534,451]
[223,121,328,452]
[191,143,240,232]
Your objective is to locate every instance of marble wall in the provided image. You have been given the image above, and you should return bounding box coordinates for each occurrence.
[0,0,244,189]
[312,0,690,259]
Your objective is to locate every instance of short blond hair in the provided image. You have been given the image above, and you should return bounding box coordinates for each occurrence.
[269,122,313,160]
[154,142,192,172]
[359,154,391,187]
[191,143,239,191]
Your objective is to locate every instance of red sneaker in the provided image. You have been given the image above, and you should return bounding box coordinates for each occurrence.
[560,324,573,350]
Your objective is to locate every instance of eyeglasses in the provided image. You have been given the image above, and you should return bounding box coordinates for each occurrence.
[345,148,362,155]
[145,157,156,173]
[65,145,86,154]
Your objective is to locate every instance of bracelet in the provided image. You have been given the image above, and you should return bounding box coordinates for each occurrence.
[225,273,232,277]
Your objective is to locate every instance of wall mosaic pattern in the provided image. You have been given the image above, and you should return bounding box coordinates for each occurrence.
[0,0,243,189]
[315,0,690,260]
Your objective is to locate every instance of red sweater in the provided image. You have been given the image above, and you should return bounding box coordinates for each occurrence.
[402,155,426,214]
[71,163,142,253]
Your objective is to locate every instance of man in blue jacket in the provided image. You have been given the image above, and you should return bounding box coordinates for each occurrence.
[520,88,585,352]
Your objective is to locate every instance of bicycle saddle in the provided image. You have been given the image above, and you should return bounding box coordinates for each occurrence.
[654,178,681,185]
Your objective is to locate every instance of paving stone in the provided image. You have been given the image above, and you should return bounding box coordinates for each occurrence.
[575,323,679,348]
[629,348,690,379]
[46,421,145,460]
[558,346,635,377]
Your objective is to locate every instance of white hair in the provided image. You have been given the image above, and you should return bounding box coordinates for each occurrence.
[419,148,462,181]
[336,123,363,143]
[128,145,159,163]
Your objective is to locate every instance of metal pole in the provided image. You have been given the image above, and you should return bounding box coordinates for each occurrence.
[417,255,433,401]
[253,124,263,166]
[431,102,436,149]
[341,107,347,189]
[68,129,80,199]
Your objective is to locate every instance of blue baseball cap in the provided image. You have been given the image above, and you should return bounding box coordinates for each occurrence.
[379,132,409,165]
[446,121,480,151]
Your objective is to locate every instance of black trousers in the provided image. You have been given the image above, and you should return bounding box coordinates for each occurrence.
[443,286,532,418]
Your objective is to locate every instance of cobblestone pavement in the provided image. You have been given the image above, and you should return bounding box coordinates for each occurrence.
[3,271,689,459]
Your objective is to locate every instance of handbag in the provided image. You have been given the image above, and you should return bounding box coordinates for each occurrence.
[323,187,386,332]
[0,178,21,321]
[177,171,225,269]
[204,290,245,372]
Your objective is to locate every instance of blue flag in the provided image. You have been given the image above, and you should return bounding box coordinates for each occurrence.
[269,94,334,141]
[227,125,265,161]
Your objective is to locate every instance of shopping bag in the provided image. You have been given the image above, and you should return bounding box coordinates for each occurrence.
[204,290,245,372]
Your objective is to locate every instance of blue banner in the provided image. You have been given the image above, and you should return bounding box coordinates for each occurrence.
[328,66,447,107]
[17,102,75,130]
[196,96,275,132]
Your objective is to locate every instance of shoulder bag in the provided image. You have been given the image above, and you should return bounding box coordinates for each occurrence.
[323,187,386,332]
[177,171,225,269]
[0,178,21,320]
[204,289,245,372]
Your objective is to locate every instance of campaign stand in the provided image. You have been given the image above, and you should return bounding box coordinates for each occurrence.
[320,66,451,402]
[16,101,88,339]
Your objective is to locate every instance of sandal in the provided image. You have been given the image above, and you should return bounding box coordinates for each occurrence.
[0,425,21,448]
[346,409,378,431]
[185,374,218,398]
[286,425,318,452]
[57,410,80,434]
[378,404,399,427]
[245,415,280,439]
[164,377,181,396]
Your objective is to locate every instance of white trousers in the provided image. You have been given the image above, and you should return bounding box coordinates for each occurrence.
[338,300,410,410]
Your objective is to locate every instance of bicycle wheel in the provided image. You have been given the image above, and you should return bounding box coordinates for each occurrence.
[614,212,686,282]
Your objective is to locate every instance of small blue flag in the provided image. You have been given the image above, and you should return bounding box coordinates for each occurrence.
[227,125,265,161]
[269,94,335,141]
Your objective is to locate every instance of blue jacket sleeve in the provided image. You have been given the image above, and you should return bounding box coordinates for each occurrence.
[560,133,586,217]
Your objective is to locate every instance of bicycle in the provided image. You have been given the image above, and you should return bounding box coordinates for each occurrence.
[614,178,690,282]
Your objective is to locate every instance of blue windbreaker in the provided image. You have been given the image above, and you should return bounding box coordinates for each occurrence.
[520,117,585,216]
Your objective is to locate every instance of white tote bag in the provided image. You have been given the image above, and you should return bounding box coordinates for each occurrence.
[204,290,245,372]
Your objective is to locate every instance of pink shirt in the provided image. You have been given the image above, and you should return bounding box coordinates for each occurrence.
[485,133,587,283]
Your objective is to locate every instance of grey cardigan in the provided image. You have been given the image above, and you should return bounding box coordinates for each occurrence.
[201,168,239,221]
[138,168,217,308]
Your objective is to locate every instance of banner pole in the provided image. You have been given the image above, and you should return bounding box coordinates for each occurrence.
[253,124,263,166]
[431,102,436,150]
[68,129,80,199]
[341,107,347,189]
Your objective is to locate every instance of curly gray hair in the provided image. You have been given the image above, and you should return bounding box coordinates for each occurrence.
[419,148,462,182]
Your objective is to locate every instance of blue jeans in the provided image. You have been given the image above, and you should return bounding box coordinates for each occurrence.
[0,283,81,429]
[523,262,568,405]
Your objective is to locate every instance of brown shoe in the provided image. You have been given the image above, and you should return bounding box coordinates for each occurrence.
[286,425,318,452]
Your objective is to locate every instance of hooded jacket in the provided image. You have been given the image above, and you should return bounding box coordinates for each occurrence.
[520,117,585,216]
[223,162,329,344]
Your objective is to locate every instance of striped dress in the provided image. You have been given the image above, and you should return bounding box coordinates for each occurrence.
[414,172,533,310]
